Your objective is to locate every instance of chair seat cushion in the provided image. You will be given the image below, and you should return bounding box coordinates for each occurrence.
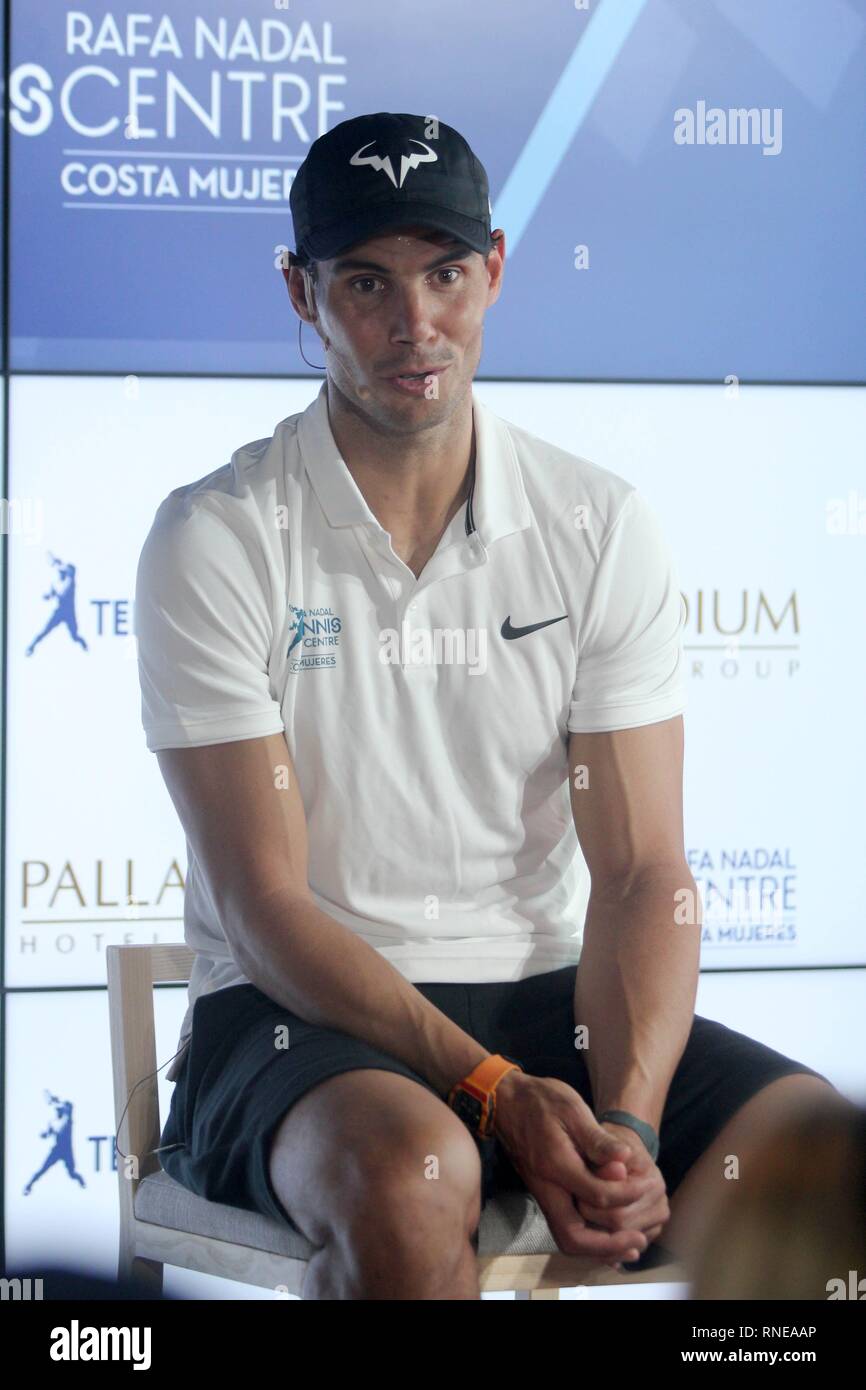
[134,1168,558,1259]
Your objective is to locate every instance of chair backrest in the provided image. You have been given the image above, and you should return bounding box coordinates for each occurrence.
[106,944,195,1230]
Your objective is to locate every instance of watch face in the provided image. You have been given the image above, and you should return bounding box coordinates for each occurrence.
[452,1089,483,1132]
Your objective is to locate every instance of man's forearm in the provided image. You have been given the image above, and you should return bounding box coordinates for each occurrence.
[574,866,701,1132]
[226,887,489,1099]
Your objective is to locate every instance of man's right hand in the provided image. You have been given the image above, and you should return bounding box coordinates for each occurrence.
[492,1070,661,1265]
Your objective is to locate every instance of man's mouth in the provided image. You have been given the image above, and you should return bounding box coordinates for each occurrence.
[389,366,446,378]
[385,365,450,392]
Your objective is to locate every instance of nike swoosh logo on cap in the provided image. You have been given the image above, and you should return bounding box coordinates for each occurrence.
[501,614,569,640]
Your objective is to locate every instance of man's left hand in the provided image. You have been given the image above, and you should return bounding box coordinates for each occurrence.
[577,1121,669,1246]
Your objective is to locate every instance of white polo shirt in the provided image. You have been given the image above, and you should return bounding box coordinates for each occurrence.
[134,381,688,1048]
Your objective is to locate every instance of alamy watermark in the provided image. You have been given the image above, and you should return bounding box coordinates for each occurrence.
[378,622,487,674]
[674,101,782,157]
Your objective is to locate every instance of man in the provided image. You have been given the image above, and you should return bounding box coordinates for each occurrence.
[134,112,832,1300]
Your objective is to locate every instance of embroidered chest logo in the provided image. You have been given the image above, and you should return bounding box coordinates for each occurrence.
[287,602,343,673]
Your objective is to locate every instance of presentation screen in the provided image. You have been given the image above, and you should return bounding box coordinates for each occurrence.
[10,0,866,378]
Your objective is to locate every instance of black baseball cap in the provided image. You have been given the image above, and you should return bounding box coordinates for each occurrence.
[290,111,494,263]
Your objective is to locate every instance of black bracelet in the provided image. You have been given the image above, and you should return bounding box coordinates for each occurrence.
[597,1108,660,1161]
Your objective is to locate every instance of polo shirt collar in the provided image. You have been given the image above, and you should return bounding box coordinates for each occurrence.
[295,380,532,547]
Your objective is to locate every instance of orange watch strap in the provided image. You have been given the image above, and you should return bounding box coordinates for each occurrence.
[459,1054,521,1096]
[448,1054,523,1139]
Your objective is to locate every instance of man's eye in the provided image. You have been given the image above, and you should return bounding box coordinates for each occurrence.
[350,268,463,294]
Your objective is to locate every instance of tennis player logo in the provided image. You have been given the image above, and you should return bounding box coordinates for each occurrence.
[23,1092,87,1195]
[25,552,89,656]
[287,603,307,654]
[349,139,438,189]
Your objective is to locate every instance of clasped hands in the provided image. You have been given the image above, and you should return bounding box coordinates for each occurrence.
[493,1071,670,1267]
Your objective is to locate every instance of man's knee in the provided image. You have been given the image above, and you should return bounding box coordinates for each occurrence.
[268,1068,483,1247]
[340,1113,483,1236]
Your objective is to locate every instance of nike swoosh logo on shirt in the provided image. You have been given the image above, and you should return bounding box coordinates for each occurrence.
[501,614,569,640]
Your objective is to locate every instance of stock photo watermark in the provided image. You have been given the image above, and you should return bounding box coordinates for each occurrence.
[674,101,782,157]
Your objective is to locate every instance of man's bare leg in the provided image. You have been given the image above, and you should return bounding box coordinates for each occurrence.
[267,1068,483,1299]
[660,1073,837,1272]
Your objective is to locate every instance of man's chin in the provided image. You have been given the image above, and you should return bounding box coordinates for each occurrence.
[339,373,462,426]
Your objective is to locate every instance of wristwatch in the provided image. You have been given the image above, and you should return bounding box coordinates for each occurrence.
[447,1054,524,1139]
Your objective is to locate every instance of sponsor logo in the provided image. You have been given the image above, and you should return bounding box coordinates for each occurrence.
[501,613,568,640]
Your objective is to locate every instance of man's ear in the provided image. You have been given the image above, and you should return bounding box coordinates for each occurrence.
[279,248,295,298]
[302,270,317,320]
[282,253,318,323]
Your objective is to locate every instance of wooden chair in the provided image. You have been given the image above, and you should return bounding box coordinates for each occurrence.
[107,943,687,1299]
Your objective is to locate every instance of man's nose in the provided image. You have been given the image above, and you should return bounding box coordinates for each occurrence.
[389,283,437,342]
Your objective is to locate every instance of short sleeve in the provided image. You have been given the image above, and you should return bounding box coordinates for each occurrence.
[134,496,285,752]
[567,489,687,733]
